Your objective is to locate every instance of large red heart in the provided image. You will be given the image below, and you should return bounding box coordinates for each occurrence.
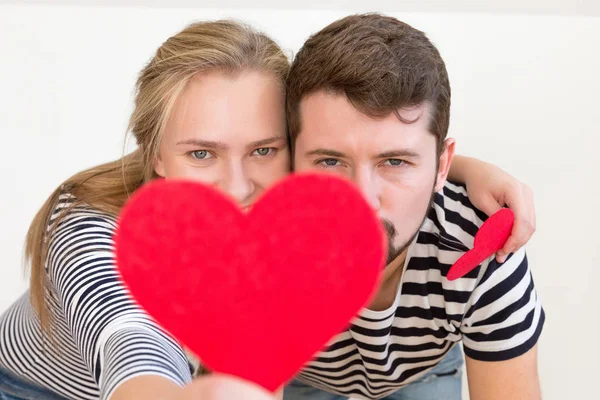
[447,208,514,281]
[113,173,385,392]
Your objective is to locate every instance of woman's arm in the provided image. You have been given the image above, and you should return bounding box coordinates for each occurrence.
[110,376,181,400]
[448,155,536,263]
[111,374,278,400]
[47,210,193,400]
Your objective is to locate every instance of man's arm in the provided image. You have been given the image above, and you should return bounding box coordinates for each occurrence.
[458,247,545,400]
[466,345,541,400]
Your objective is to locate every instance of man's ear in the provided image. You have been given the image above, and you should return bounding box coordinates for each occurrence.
[154,152,166,177]
[434,138,456,192]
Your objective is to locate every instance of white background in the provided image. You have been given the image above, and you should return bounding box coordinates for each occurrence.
[0,1,598,399]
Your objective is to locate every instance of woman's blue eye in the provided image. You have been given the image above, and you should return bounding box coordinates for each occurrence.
[254,148,274,156]
[191,150,212,160]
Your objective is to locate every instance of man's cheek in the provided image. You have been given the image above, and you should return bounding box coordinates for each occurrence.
[392,204,422,232]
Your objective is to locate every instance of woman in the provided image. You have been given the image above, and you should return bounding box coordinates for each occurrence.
[0,19,534,400]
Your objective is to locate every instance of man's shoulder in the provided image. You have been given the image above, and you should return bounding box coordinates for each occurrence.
[424,180,489,250]
[406,180,498,283]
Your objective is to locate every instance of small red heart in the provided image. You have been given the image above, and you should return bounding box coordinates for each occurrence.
[447,208,515,281]
[114,173,385,392]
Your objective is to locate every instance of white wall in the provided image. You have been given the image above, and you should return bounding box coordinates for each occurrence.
[0,4,598,399]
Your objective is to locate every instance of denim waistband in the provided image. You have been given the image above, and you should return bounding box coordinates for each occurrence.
[0,366,70,400]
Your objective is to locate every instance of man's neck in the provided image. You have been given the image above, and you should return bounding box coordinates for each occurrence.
[367,250,407,312]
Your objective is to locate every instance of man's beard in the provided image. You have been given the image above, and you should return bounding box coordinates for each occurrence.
[381,219,415,265]
[381,190,438,266]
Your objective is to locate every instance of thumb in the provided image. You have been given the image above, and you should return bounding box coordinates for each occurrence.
[475,193,503,218]
[473,195,508,264]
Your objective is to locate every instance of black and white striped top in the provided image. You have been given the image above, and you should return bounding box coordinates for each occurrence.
[0,182,544,400]
[0,194,193,399]
[296,181,545,399]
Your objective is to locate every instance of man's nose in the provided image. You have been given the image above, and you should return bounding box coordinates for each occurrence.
[353,167,381,211]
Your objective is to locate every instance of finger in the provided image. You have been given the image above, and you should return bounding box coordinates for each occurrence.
[524,185,537,233]
[506,201,535,248]
[507,184,536,233]
[496,219,531,263]
[500,184,534,244]
[495,253,507,264]
[496,237,515,264]
[477,193,503,217]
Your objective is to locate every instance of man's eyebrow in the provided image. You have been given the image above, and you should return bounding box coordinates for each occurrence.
[375,150,420,159]
[305,149,420,159]
[305,149,346,158]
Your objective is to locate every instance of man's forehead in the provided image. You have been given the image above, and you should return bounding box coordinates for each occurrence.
[298,91,431,127]
[292,93,437,161]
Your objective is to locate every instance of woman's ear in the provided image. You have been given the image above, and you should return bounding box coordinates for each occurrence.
[154,153,166,177]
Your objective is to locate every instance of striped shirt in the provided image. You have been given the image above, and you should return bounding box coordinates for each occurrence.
[295,181,545,399]
[0,194,193,399]
[0,182,544,400]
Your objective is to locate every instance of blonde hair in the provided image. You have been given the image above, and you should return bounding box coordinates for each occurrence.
[25,20,290,330]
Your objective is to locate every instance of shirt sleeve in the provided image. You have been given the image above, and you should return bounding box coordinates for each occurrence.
[459,247,545,361]
[46,208,193,399]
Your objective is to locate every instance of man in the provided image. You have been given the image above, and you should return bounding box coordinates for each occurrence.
[283,14,544,400]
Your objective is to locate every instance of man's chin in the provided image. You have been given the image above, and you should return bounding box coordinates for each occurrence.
[385,231,420,266]
[385,245,406,266]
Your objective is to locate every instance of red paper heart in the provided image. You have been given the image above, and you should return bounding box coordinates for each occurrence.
[447,208,515,281]
[114,173,385,392]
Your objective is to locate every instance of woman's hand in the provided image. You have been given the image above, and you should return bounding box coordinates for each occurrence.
[110,373,281,400]
[180,374,280,400]
[449,156,536,263]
